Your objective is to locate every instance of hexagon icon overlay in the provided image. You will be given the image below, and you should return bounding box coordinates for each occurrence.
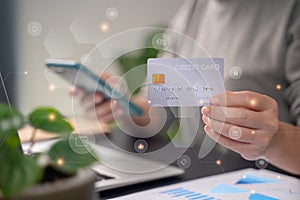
[70,16,103,44]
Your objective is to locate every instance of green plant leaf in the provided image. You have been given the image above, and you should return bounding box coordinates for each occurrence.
[28,107,73,135]
[48,137,98,175]
[0,103,24,133]
[0,103,24,163]
[0,139,43,198]
[117,30,161,95]
[3,131,21,149]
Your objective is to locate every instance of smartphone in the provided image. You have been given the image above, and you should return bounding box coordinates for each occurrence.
[45,59,143,116]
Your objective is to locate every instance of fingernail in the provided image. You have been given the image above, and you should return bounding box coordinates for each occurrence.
[202,115,209,124]
[211,98,220,105]
[201,106,210,116]
[204,125,210,132]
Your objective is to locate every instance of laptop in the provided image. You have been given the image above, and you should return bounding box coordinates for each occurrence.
[21,136,184,191]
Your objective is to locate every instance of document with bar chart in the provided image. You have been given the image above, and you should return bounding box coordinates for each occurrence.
[110,168,300,200]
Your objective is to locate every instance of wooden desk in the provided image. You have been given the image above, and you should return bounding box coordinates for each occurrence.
[18,118,110,143]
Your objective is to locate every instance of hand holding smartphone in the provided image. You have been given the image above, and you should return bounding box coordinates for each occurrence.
[45,59,143,116]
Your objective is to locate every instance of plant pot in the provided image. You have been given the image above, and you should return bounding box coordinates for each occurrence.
[1,169,97,200]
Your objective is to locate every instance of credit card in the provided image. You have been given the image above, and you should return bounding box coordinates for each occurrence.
[147,58,224,107]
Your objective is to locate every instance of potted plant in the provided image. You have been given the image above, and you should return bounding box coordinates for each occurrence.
[0,103,98,200]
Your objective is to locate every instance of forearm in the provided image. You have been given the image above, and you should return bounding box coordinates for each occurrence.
[264,121,300,175]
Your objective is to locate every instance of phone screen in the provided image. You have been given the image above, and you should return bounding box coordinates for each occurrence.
[49,65,105,94]
[45,59,143,116]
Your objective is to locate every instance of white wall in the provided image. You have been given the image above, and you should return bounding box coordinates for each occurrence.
[16,0,184,115]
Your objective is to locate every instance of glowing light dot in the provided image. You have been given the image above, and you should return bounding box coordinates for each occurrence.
[112,100,117,104]
[251,190,256,194]
[216,159,222,166]
[48,113,56,121]
[148,100,151,104]
[24,70,28,75]
[250,99,257,107]
[251,130,256,135]
[56,158,64,166]
[137,143,145,150]
[277,176,281,179]
[198,99,204,105]
[276,84,282,90]
[48,84,55,91]
[100,23,109,32]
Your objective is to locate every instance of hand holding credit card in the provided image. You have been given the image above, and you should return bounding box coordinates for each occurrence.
[147,58,224,107]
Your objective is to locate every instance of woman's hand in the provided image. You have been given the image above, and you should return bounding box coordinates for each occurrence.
[70,73,152,126]
[201,90,279,160]
[70,73,125,124]
[71,87,125,124]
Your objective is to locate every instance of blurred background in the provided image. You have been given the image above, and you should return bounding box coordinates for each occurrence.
[0,0,184,115]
